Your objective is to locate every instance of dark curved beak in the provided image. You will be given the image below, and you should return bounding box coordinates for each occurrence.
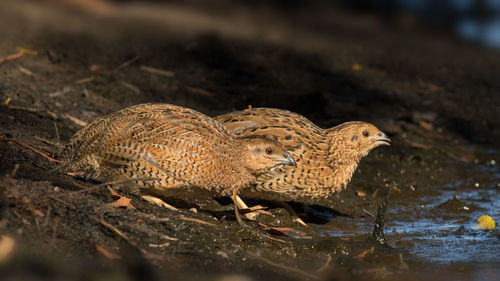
[280,152,297,167]
[376,133,391,146]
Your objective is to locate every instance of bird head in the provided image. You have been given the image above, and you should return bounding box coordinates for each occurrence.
[238,135,296,174]
[327,122,391,160]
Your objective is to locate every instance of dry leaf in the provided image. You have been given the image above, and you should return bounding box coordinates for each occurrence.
[355,246,374,260]
[111,196,135,209]
[107,186,121,199]
[88,64,100,72]
[95,244,121,260]
[356,191,367,197]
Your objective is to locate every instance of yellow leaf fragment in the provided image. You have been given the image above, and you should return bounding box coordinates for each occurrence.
[352,63,363,71]
[477,215,495,230]
[16,47,38,55]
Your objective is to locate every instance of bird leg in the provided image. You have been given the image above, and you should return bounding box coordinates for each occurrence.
[234,195,260,220]
[231,187,246,226]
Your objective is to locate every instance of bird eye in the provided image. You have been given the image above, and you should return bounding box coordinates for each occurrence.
[362,130,369,137]
[265,148,273,154]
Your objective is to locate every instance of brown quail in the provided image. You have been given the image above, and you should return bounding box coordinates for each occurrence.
[62,103,296,224]
[215,107,390,203]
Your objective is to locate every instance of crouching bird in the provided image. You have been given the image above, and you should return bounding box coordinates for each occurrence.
[61,103,296,225]
[215,107,390,222]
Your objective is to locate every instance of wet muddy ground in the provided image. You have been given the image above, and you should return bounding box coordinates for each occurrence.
[1,1,499,280]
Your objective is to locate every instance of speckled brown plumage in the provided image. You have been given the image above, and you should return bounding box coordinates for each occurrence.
[62,104,295,201]
[215,107,390,203]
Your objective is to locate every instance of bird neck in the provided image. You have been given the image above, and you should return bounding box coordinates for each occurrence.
[226,140,261,190]
[326,134,362,189]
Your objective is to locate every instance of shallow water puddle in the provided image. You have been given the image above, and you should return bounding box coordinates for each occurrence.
[315,153,500,265]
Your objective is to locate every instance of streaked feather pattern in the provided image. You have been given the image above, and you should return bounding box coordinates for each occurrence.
[216,107,390,203]
[62,103,294,198]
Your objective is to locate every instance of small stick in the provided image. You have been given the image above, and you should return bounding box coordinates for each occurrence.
[186,86,214,97]
[75,77,94,84]
[362,209,375,218]
[140,65,174,77]
[34,136,60,147]
[54,121,62,155]
[43,205,52,228]
[94,217,129,242]
[261,235,288,244]
[64,113,88,127]
[119,80,141,94]
[47,196,76,210]
[246,251,321,280]
[0,137,59,163]
[179,215,216,226]
[6,105,57,119]
[52,219,58,240]
[316,255,332,273]
[19,67,33,76]
[113,56,139,72]
[0,51,23,63]
[66,178,160,195]
[92,216,150,256]
[10,164,20,178]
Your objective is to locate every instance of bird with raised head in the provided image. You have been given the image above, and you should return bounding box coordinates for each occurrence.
[215,107,390,204]
[61,103,296,224]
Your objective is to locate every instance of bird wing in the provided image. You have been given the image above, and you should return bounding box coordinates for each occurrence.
[66,104,229,190]
[215,108,328,153]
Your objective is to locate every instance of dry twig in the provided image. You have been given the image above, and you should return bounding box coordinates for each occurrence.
[246,251,321,280]
[6,105,57,119]
[0,136,59,163]
[140,65,174,77]
[179,215,216,226]
[114,56,139,72]
[66,178,160,196]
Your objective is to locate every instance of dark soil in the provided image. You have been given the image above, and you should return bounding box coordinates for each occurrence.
[1,1,499,280]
